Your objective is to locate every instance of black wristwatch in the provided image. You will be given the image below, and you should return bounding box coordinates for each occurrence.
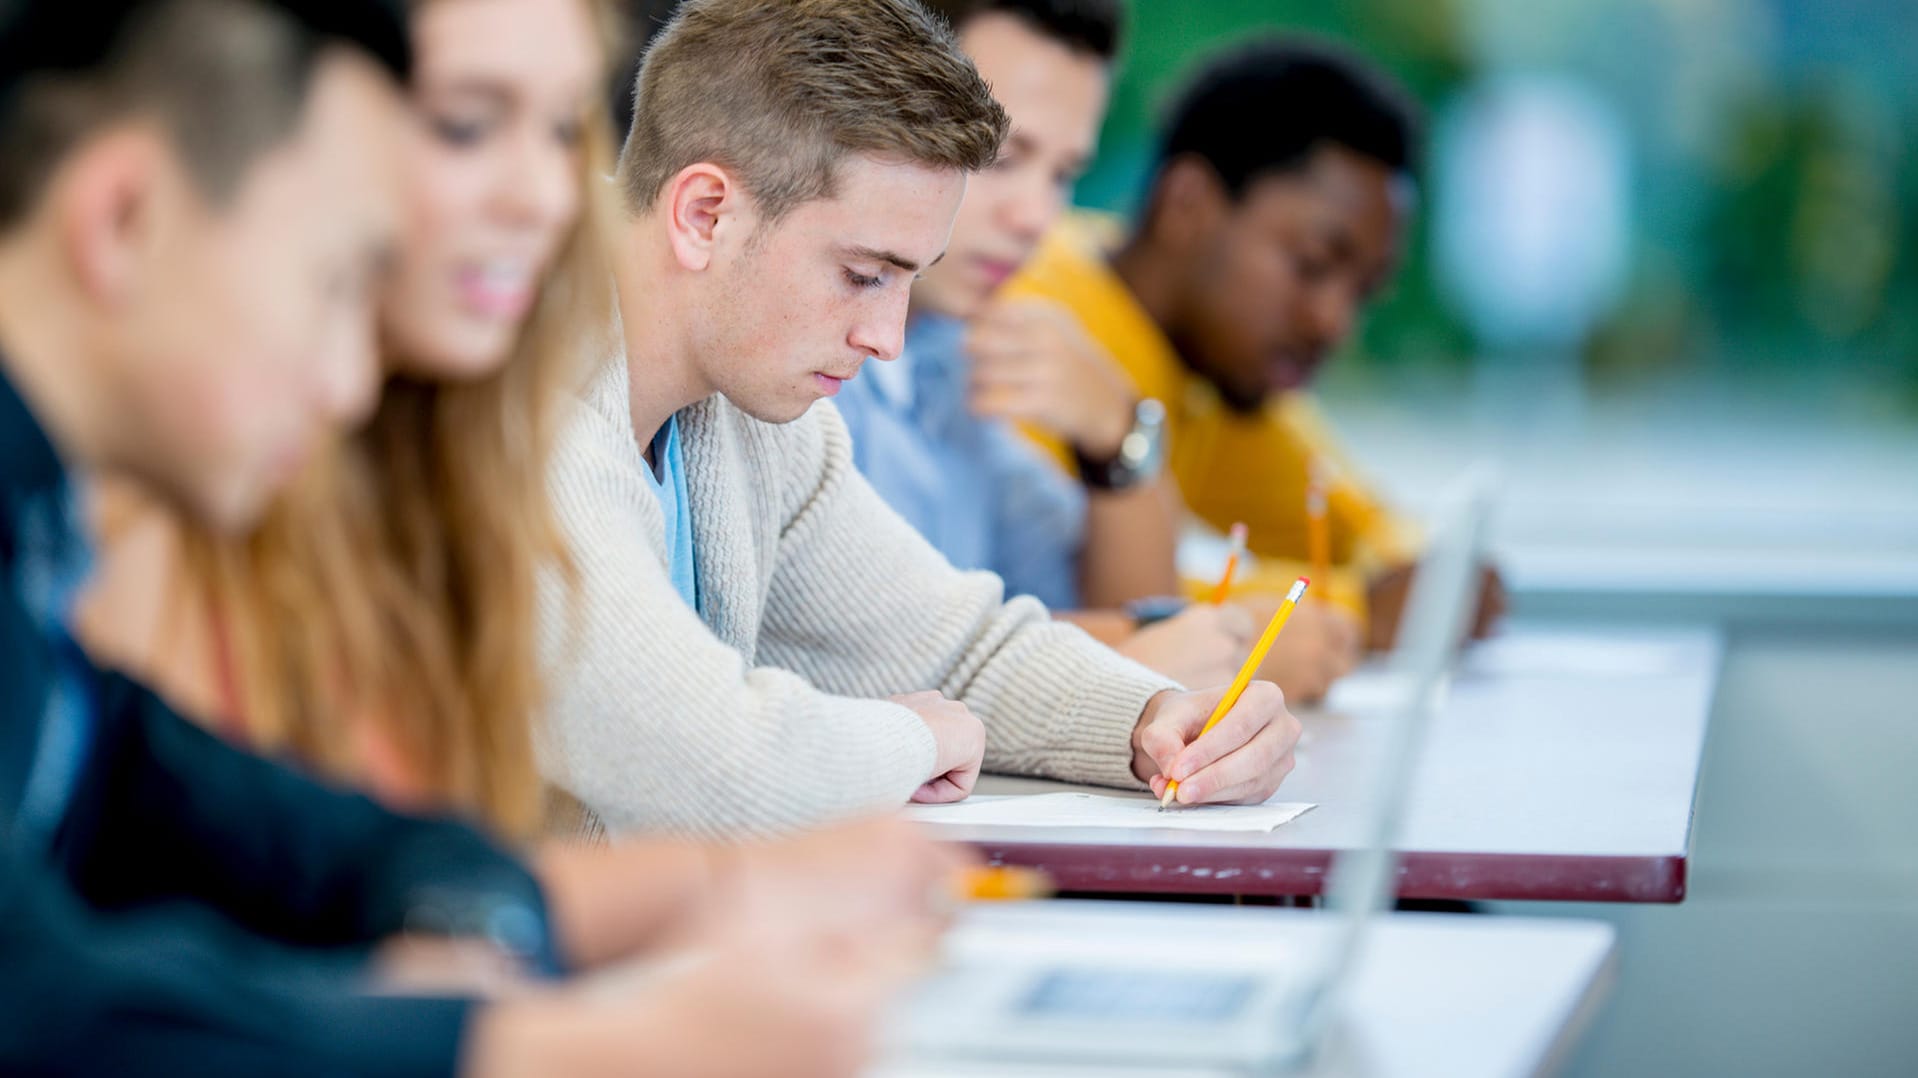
[1124,595,1190,628]
[1075,397,1166,492]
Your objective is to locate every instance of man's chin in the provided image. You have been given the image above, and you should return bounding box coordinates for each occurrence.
[729,391,817,426]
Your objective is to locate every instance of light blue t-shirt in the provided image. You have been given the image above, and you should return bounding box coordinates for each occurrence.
[645,414,698,611]
[835,314,1086,610]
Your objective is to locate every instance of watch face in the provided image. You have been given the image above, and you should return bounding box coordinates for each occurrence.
[1127,399,1167,474]
[1079,398,1167,491]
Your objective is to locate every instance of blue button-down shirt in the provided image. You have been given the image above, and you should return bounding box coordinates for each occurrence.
[836,314,1086,610]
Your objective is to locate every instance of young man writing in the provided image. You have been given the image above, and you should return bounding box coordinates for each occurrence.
[1003,38,1507,648]
[0,3,960,1074]
[833,0,1361,700]
[541,0,1304,838]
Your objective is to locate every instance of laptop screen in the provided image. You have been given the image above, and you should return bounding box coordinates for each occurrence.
[1019,968,1262,1024]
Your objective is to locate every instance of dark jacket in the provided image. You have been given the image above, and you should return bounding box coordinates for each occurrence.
[0,361,555,1076]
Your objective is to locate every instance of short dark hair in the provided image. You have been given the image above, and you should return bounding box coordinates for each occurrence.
[1157,36,1420,200]
[921,0,1122,63]
[0,0,411,228]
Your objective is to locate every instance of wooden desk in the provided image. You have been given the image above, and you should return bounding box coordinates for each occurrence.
[876,902,1617,1078]
[929,624,1721,903]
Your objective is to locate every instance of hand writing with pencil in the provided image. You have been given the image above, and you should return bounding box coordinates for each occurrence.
[1134,577,1312,807]
[1130,680,1301,807]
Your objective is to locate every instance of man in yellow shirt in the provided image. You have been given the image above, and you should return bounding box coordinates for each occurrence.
[1003,37,1504,646]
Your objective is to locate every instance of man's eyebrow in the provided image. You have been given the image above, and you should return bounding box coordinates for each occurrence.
[843,244,926,273]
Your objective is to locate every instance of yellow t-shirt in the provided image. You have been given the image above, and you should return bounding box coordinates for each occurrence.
[1001,211,1419,622]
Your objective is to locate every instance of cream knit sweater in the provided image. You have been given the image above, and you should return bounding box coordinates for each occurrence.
[538,354,1178,840]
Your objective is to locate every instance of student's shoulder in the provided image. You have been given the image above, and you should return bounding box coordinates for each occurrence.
[549,356,649,494]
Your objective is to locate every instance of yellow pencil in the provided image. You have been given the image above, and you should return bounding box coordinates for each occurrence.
[956,865,1055,901]
[1208,522,1249,606]
[1306,460,1331,588]
[1160,576,1311,810]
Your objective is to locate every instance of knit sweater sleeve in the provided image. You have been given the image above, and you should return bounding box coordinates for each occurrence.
[756,403,1177,791]
[537,393,940,840]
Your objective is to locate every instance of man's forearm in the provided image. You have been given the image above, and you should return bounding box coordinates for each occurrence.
[1077,477,1180,608]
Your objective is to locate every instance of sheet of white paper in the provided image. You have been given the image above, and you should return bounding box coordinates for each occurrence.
[905,793,1315,833]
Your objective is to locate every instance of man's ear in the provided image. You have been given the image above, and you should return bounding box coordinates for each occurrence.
[1144,154,1229,257]
[661,162,749,273]
[56,125,174,308]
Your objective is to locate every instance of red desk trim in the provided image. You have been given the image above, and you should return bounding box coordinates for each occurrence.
[966,840,1687,904]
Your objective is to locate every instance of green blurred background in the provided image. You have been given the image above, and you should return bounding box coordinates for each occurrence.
[1077,0,1917,417]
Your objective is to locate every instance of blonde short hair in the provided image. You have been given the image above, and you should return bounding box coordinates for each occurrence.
[617,0,1008,221]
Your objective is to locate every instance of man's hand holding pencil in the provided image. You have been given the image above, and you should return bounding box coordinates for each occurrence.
[1131,576,1312,808]
[1130,679,1302,807]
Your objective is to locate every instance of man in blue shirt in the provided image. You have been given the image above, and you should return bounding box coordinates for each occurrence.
[840,313,1085,610]
[838,0,1269,690]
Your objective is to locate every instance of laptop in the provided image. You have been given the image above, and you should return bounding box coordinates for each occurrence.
[887,472,1498,1073]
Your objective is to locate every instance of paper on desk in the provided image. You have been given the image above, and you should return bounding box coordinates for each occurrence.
[904,792,1315,832]
[1462,633,1690,679]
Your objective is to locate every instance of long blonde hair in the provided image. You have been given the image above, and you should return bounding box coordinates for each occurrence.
[190,0,619,841]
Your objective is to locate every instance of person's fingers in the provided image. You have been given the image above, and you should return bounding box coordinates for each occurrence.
[1137,720,1188,779]
[970,379,1054,411]
[1167,680,1283,783]
[1324,607,1362,664]
[978,296,1055,330]
[1159,684,1231,736]
[966,319,1053,363]
[1334,627,1363,673]
[964,346,1033,384]
[1176,717,1299,805]
[1320,643,1345,691]
[1214,603,1257,642]
[910,775,970,803]
[1198,664,1241,689]
[967,389,1046,425]
[947,757,980,799]
[1193,745,1298,805]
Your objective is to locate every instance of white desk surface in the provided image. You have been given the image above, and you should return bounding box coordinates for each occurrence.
[929,623,1722,902]
[876,901,1617,1078]
[1502,544,1918,600]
